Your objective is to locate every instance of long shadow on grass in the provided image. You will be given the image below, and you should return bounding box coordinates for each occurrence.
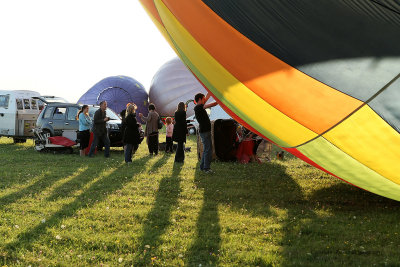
[186,162,305,266]
[3,153,172,260]
[185,167,222,266]
[186,160,305,266]
[133,162,182,265]
[0,167,83,210]
[280,181,400,265]
[309,182,400,210]
[0,142,77,189]
[2,154,168,258]
[45,166,111,201]
[47,153,168,201]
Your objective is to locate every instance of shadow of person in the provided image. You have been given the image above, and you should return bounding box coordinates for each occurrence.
[0,166,85,211]
[45,153,167,202]
[186,161,305,266]
[0,140,86,192]
[3,155,155,255]
[185,169,222,266]
[133,163,183,265]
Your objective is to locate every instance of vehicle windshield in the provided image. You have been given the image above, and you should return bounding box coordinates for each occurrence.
[88,107,120,120]
[0,95,10,108]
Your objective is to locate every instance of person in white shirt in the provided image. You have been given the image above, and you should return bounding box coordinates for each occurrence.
[165,117,174,153]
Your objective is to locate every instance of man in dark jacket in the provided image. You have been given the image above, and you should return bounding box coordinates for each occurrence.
[88,101,110,157]
[194,92,218,173]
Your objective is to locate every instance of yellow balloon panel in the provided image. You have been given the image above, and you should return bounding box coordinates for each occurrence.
[298,137,400,201]
[323,105,400,185]
[154,0,317,147]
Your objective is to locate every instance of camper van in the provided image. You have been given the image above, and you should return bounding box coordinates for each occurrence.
[0,90,43,142]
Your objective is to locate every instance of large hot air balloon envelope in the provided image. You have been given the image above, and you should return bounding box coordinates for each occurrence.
[150,57,212,117]
[140,0,400,200]
[77,75,148,119]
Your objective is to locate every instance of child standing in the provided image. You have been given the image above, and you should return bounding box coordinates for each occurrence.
[165,117,174,153]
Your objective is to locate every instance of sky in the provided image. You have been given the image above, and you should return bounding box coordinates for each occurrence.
[0,0,176,102]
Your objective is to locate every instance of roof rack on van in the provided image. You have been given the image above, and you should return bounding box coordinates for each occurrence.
[32,96,68,104]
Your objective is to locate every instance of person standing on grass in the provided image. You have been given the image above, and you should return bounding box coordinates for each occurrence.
[88,100,110,158]
[120,102,132,154]
[123,103,141,163]
[172,102,188,163]
[194,93,218,173]
[165,117,174,153]
[139,103,160,156]
[77,104,92,157]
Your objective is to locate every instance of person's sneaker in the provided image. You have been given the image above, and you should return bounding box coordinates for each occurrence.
[204,169,214,174]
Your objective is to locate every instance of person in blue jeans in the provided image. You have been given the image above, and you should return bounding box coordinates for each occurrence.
[88,101,110,158]
[194,92,218,173]
[77,105,92,157]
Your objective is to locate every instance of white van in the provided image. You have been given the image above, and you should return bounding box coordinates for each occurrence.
[0,90,43,142]
[187,105,232,134]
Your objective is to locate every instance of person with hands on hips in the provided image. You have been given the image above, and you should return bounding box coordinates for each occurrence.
[139,103,160,156]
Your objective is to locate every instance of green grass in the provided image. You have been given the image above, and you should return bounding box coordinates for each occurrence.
[0,135,400,266]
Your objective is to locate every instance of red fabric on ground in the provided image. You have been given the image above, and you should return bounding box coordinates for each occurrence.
[48,136,76,147]
[85,132,96,155]
[236,139,255,163]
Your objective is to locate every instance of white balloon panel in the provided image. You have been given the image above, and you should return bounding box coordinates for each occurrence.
[149,57,211,117]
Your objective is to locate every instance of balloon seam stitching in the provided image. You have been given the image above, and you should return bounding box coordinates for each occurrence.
[289,72,400,149]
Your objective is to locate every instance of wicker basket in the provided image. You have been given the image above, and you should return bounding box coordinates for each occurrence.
[196,121,217,160]
[197,124,273,162]
[256,140,273,162]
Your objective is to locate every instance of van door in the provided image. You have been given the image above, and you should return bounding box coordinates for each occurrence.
[14,99,24,136]
[15,98,40,137]
[0,94,14,136]
[66,107,79,131]
[51,107,67,136]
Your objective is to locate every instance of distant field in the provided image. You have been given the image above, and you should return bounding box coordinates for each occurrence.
[0,135,400,266]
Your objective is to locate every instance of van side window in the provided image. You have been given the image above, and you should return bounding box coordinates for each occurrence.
[67,107,79,121]
[53,107,66,120]
[23,99,31,109]
[31,99,38,110]
[43,107,54,119]
[38,100,45,111]
[16,99,23,110]
[0,95,10,108]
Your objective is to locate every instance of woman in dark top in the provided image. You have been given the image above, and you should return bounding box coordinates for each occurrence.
[123,103,141,163]
[173,102,188,163]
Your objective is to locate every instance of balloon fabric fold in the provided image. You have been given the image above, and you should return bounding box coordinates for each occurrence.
[140,0,400,201]
[77,75,149,119]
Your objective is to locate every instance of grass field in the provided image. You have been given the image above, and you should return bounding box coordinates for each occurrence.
[0,135,400,266]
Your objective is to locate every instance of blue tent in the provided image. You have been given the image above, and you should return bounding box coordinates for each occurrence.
[77,76,149,119]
